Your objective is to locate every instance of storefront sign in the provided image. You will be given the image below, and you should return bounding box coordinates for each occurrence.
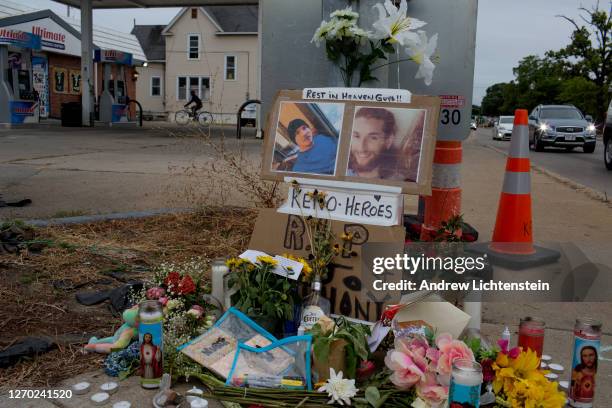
[32,56,49,118]
[0,19,79,55]
[10,101,39,124]
[0,29,41,50]
[95,49,133,66]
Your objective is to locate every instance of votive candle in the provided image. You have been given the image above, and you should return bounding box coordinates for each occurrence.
[448,359,483,408]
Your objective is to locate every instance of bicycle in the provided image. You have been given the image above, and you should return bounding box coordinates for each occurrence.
[174,108,214,125]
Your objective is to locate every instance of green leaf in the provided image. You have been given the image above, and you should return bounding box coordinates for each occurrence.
[365,387,380,407]
[345,345,357,379]
[313,337,333,362]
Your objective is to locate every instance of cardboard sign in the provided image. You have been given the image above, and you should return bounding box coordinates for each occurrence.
[261,90,439,195]
[303,88,411,103]
[248,209,405,322]
[278,179,403,227]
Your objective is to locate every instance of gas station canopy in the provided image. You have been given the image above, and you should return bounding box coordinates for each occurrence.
[51,0,257,8]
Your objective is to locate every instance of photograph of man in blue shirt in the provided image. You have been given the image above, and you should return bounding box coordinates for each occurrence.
[286,119,338,175]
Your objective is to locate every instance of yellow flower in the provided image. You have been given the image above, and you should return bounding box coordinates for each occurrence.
[225,258,239,268]
[256,255,278,266]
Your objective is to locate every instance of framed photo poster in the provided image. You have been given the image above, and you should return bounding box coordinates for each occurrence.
[261,90,440,194]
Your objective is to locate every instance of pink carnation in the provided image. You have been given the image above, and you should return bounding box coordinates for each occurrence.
[187,305,205,319]
[416,372,448,407]
[435,333,475,377]
[146,287,166,300]
[158,296,169,306]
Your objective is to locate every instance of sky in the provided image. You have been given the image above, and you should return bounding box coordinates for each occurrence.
[25,0,608,104]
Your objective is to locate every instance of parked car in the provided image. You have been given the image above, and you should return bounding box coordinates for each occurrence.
[470,121,477,130]
[528,105,596,153]
[604,98,612,170]
[493,116,514,140]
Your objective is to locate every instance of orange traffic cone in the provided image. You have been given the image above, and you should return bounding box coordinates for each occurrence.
[490,109,535,255]
[470,109,559,269]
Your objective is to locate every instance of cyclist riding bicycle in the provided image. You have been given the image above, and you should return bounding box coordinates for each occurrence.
[184,90,203,118]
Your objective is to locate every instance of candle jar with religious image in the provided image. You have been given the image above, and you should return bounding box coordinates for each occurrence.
[568,318,602,408]
[138,300,164,389]
[448,359,483,408]
[518,316,545,358]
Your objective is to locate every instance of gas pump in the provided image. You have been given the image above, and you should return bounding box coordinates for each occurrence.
[0,29,41,124]
[94,49,133,124]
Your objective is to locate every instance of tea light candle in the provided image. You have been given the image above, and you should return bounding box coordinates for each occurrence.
[540,362,548,369]
[545,373,558,380]
[113,402,131,408]
[541,354,552,362]
[448,359,483,407]
[186,386,204,403]
[190,397,209,408]
[72,382,91,395]
[559,380,569,390]
[100,382,119,394]
[211,259,229,304]
[91,392,110,406]
[548,363,564,372]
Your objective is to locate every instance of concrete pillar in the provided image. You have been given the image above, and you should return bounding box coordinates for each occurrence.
[80,0,94,126]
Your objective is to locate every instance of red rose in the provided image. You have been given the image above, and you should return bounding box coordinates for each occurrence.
[164,272,181,291]
[178,275,196,295]
[480,358,495,382]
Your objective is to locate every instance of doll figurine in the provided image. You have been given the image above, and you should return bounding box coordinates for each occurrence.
[85,306,138,354]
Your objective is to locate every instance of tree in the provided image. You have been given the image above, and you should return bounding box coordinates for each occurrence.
[481,83,507,116]
[512,55,564,110]
[557,77,599,117]
[552,3,612,121]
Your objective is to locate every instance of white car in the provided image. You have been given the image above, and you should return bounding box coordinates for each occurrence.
[493,116,514,140]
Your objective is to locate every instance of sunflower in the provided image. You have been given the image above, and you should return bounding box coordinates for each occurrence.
[256,255,278,266]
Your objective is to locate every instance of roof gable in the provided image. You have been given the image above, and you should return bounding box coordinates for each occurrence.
[161,5,257,35]
[131,25,166,61]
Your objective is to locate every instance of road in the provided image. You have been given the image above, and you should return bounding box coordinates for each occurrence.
[472,127,612,198]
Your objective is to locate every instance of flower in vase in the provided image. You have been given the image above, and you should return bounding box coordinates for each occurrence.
[146,287,166,300]
[372,0,426,46]
[317,368,357,406]
[330,6,359,21]
[405,31,438,86]
[435,333,475,378]
[178,275,196,295]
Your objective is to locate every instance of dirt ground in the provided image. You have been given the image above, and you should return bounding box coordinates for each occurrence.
[0,209,254,389]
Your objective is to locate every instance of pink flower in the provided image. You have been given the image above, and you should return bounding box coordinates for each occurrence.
[416,372,448,407]
[187,305,205,319]
[395,337,429,370]
[356,360,376,382]
[385,349,427,389]
[426,347,441,366]
[435,333,475,377]
[508,346,521,359]
[498,338,509,354]
[146,287,166,300]
[158,296,169,306]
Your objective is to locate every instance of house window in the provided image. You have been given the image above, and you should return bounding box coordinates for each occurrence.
[177,76,210,101]
[188,34,200,59]
[225,55,236,81]
[151,76,161,96]
[191,8,197,18]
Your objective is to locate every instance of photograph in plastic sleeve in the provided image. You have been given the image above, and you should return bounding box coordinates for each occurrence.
[346,106,425,182]
[271,101,344,176]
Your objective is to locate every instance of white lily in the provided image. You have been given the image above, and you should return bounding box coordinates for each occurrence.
[317,368,357,406]
[406,30,438,86]
[372,0,427,46]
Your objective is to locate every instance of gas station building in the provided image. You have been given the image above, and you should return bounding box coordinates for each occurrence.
[0,6,144,125]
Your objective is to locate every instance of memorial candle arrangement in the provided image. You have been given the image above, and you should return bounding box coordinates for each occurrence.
[518,316,545,358]
[448,359,483,408]
[139,300,164,389]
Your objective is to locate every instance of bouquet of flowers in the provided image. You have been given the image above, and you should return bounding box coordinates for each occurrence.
[312,0,438,86]
[490,339,566,408]
[384,331,474,407]
[132,258,216,378]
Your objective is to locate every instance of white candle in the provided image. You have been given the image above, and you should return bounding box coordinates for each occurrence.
[451,367,483,386]
[448,359,483,407]
[113,402,131,408]
[211,259,229,304]
[100,382,118,394]
[190,397,209,408]
[91,392,110,406]
[72,382,90,395]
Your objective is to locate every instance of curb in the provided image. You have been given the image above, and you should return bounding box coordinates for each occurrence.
[20,208,194,227]
[483,144,611,205]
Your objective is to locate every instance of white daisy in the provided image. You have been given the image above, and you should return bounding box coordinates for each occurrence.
[317,368,358,406]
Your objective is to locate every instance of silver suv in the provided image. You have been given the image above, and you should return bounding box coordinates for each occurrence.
[528,105,596,153]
